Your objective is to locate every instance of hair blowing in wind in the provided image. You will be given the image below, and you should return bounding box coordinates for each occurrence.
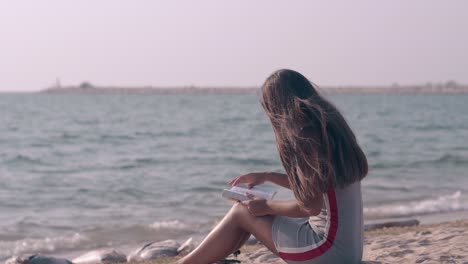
[260,69,368,211]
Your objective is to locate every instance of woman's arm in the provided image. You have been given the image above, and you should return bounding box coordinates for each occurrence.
[264,172,290,189]
[229,171,291,189]
[243,194,324,217]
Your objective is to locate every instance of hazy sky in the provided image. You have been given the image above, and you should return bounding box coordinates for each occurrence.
[1,0,467,91]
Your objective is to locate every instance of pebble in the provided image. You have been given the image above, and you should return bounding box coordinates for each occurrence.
[245,236,259,245]
[127,240,181,262]
[72,249,126,264]
[5,255,72,264]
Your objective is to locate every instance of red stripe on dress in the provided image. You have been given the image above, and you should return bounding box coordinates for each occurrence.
[278,190,338,261]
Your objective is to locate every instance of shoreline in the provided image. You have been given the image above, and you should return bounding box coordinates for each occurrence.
[7,219,466,263]
[124,219,468,264]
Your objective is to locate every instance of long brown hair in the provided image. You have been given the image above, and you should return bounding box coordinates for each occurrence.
[260,69,368,211]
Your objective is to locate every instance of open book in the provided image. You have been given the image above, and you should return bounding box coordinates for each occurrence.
[222,185,277,201]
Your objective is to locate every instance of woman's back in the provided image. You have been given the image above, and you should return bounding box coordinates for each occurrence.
[311,181,363,262]
[274,181,363,264]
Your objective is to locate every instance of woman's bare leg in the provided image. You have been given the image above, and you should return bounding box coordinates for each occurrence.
[233,231,251,252]
[177,203,278,264]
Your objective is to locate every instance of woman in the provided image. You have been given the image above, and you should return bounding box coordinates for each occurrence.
[177,69,368,264]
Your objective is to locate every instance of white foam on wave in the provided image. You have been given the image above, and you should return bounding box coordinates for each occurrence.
[0,233,88,260]
[149,220,189,231]
[364,191,468,219]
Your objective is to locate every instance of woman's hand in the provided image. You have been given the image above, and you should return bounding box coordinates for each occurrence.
[241,193,271,216]
[228,172,267,189]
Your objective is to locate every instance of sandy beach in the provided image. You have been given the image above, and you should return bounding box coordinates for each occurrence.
[362,220,468,264]
[124,220,468,264]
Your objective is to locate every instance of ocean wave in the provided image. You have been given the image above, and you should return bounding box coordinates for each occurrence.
[371,154,468,170]
[407,154,468,167]
[99,134,136,141]
[367,184,412,192]
[223,156,277,166]
[61,132,80,139]
[425,154,467,165]
[116,164,139,170]
[149,220,190,231]
[370,161,400,169]
[0,233,88,260]
[3,155,51,166]
[135,157,162,165]
[412,124,454,131]
[364,191,467,219]
[187,186,221,193]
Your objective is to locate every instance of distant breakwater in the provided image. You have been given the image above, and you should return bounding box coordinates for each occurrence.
[40,83,468,95]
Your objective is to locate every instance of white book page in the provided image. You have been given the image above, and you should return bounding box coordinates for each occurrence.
[228,185,277,200]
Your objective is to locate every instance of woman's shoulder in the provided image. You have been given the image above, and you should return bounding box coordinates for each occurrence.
[331,180,362,197]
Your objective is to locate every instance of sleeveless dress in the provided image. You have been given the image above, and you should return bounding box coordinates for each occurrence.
[271,181,363,264]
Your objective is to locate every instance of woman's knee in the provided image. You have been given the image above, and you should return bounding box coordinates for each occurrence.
[229,203,252,223]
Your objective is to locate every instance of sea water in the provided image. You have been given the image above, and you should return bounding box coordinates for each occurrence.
[0,93,467,260]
